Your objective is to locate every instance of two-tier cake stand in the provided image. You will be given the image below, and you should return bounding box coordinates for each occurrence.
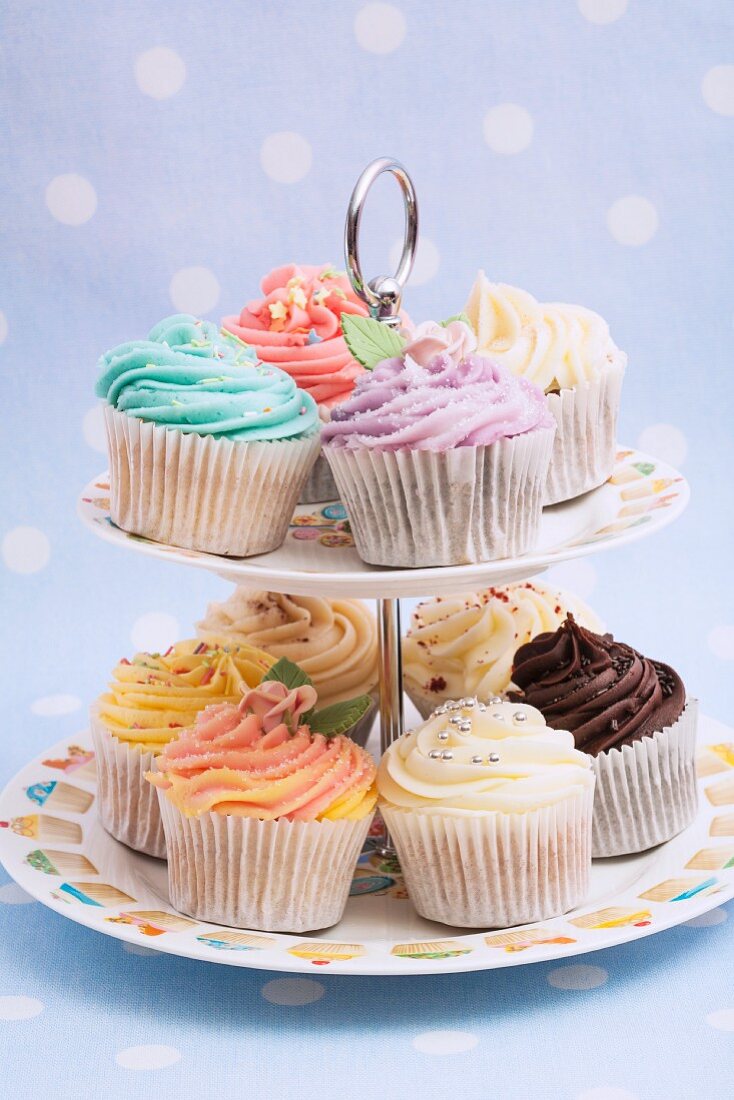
[1,162,732,975]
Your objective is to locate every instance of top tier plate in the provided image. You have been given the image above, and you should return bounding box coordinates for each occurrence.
[77,447,688,598]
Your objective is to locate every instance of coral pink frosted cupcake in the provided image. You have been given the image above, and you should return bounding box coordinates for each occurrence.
[149,661,377,931]
[222,264,370,501]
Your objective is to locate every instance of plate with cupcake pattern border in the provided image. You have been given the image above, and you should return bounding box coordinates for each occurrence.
[1,712,733,976]
[77,447,689,598]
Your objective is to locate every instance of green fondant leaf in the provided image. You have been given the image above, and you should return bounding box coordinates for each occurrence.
[309,694,373,738]
[439,312,470,328]
[341,314,406,370]
[263,657,314,692]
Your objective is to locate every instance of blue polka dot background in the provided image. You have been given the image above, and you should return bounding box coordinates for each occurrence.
[1,2,733,1097]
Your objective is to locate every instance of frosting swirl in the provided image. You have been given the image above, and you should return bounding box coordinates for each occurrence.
[94,639,274,753]
[509,617,686,755]
[464,273,625,393]
[96,314,319,441]
[222,264,369,411]
[149,682,377,821]
[322,323,554,452]
[197,589,378,705]
[403,582,603,701]
[377,700,593,815]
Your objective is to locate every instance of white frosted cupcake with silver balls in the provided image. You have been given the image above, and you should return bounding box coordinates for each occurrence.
[377,699,595,928]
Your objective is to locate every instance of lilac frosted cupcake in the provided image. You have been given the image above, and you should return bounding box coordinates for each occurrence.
[321,319,555,567]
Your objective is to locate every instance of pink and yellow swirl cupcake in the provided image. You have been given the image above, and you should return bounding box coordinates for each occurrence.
[149,667,376,931]
[222,264,370,501]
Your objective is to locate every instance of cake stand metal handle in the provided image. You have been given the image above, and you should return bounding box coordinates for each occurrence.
[344,157,418,852]
[344,157,418,326]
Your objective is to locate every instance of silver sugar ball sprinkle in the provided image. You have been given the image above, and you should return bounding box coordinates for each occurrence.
[513,711,528,723]
[428,749,441,759]
[437,730,449,742]
[460,697,476,708]
[488,695,503,705]
[492,712,505,721]
[471,755,484,764]
[440,750,453,760]
[458,722,472,733]
[449,715,464,726]
[488,752,500,763]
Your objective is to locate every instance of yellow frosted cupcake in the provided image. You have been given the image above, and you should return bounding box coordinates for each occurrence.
[90,639,273,857]
[197,589,379,743]
[403,581,602,717]
[378,699,594,928]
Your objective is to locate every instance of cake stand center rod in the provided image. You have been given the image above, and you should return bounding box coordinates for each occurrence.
[376,597,404,853]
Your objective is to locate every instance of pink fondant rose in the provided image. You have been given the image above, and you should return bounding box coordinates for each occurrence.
[401,320,477,370]
[239,680,318,733]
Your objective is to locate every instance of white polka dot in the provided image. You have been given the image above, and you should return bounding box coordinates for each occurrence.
[606,196,658,246]
[261,978,325,1005]
[483,104,534,155]
[412,1030,479,1055]
[45,174,97,226]
[0,310,7,345]
[123,942,159,956]
[706,1008,734,1032]
[354,3,407,54]
[0,883,35,905]
[0,996,43,1020]
[389,236,440,287]
[577,0,628,24]
[637,423,687,467]
[83,405,108,453]
[169,266,220,316]
[260,132,312,184]
[545,559,598,599]
[702,65,734,116]
[115,1044,181,1070]
[708,626,734,661]
[2,527,50,574]
[575,1089,639,1100]
[130,612,180,653]
[134,47,186,99]
[31,694,82,717]
[548,964,608,990]
[685,907,728,927]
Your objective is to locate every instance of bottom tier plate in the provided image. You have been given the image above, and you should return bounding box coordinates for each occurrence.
[2,716,733,975]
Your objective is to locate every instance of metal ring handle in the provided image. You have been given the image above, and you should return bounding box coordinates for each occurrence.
[344,157,418,324]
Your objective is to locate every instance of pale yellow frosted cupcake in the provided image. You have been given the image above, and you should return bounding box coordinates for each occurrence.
[197,589,378,744]
[378,700,595,928]
[464,274,626,503]
[90,639,273,858]
[403,581,602,717]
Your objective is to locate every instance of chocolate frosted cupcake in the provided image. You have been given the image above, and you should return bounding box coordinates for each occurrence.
[509,616,698,856]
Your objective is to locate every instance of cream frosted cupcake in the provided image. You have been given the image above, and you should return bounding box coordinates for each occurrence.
[322,319,555,567]
[378,699,594,927]
[403,581,603,718]
[90,639,273,858]
[222,263,370,502]
[148,662,377,932]
[509,616,698,856]
[197,589,379,745]
[464,275,626,504]
[95,314,320,555]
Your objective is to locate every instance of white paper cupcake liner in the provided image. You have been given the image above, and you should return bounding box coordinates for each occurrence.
[104,405,320,556]
[591,700,698,857]
[90,709,166,859]
[544,354,625,505]
[157,795,373,932]
[381,785,594,928]
[298,451,340,504]
[324,426,555,568]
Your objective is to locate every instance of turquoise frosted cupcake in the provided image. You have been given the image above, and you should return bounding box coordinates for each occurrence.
[96,315,320,556]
